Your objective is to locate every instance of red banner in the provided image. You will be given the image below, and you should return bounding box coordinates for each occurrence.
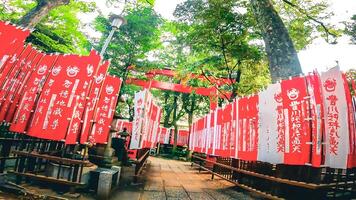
[10,54,57,133]
[281,77,310,165]
[214,108,223,155]
[342,74,356,168]
[159,127,170,144]
[0,47,42,122]
[111,119,133,138]
[65,50,101,144]
[305,72,325,167]
[230,100,238,158]
[222,104,232,157]
[80,61,110,144]
[5,50,43,123]
[177,130,189,146]
[89,75,122,144]
[0,22,30,73]
[28,53,99,140]
[238,95,259,161]
[0,45,33,110]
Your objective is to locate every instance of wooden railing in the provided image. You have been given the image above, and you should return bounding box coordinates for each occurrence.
[133,148,150,182]
[191,154,356,199]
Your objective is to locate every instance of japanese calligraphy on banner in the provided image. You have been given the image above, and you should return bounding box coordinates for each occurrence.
[238,95,259,161]
[0,46,42,122]
[230,100,238,158]
[158,127,170,144]
[305,72,324,167]
[0,22,30,71]
[281,77,310,165]
[28,52,99,140]
[4,50,43,123]
[89,75,122,144]
[130,90,146,149]
[206,112,214,155]
[213,108,222,155]
[80,61,110,144]
[129,90,162,149]
[321,67,350,169]
[10,54,57,133]
[258,83,283,164]
[0,45,34,115]
[221,104,232,157]
[65,51,102,145]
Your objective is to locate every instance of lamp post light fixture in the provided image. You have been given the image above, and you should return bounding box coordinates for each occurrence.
[100,14,127,57]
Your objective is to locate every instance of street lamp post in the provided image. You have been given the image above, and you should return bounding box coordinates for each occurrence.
[100,15,127,57]
[94,14,126,168]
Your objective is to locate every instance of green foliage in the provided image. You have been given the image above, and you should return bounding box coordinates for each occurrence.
[173,0,270,99]
[345,69,356,96]
[272,0,341,49]
[0,0,95,54]
[345,14,356,44]
[94,4,163,76]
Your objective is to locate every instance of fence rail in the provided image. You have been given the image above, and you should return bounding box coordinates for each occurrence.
[191,154,356,199]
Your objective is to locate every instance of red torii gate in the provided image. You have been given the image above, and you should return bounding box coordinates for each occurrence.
[125,68,232,109]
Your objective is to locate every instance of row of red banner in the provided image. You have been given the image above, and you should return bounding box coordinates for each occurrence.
[0,21,122,145]
[112,119,189,147]
[190,67,356,169]
[129,90,162,149]
[128,90,190,149]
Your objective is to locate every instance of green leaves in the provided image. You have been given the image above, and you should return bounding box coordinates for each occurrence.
[0,0,94,54]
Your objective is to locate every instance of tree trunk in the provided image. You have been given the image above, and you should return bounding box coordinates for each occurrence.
[186,95,195,160]
[172,93,178,154]
[250,0,302,82]
[19,0,70,29]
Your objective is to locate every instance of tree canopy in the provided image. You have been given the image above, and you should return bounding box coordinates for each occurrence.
[0,0,349,148]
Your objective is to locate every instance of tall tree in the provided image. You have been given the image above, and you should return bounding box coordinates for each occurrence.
[250,0,301,81]
[174,0,269,99]
[19,0,70,29]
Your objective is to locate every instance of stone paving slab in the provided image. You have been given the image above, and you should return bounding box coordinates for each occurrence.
[141,191,166,200]
[109,157,256,200]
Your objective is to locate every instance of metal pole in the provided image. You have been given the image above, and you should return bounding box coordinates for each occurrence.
[100,27,117,57]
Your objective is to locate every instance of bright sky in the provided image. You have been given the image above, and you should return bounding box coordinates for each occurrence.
[84,0,356,73]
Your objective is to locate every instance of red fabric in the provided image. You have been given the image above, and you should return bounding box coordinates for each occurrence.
[193,118,204,153]
[0,22,30,74]
[80,61,110,144]
[305,72,325,167]
[281,77,311,165]
[65,51,101,144]
[90,75,122,144]
[230,100,238,158]
[0,45,27,94]
[238,95,259,161]
[206,111,215,155]
[0,45,33,121]
[221,104,232,157]
[112,120,132,138]
[159,127,167,144]
[28,53,99,140]
[4,49,43,123]
[177,130,189,146]
[214,108,223,155]
[342,74,356,168]
[10,54,57,133]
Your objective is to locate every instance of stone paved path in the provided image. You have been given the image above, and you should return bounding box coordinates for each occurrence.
[110,157,258,200]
